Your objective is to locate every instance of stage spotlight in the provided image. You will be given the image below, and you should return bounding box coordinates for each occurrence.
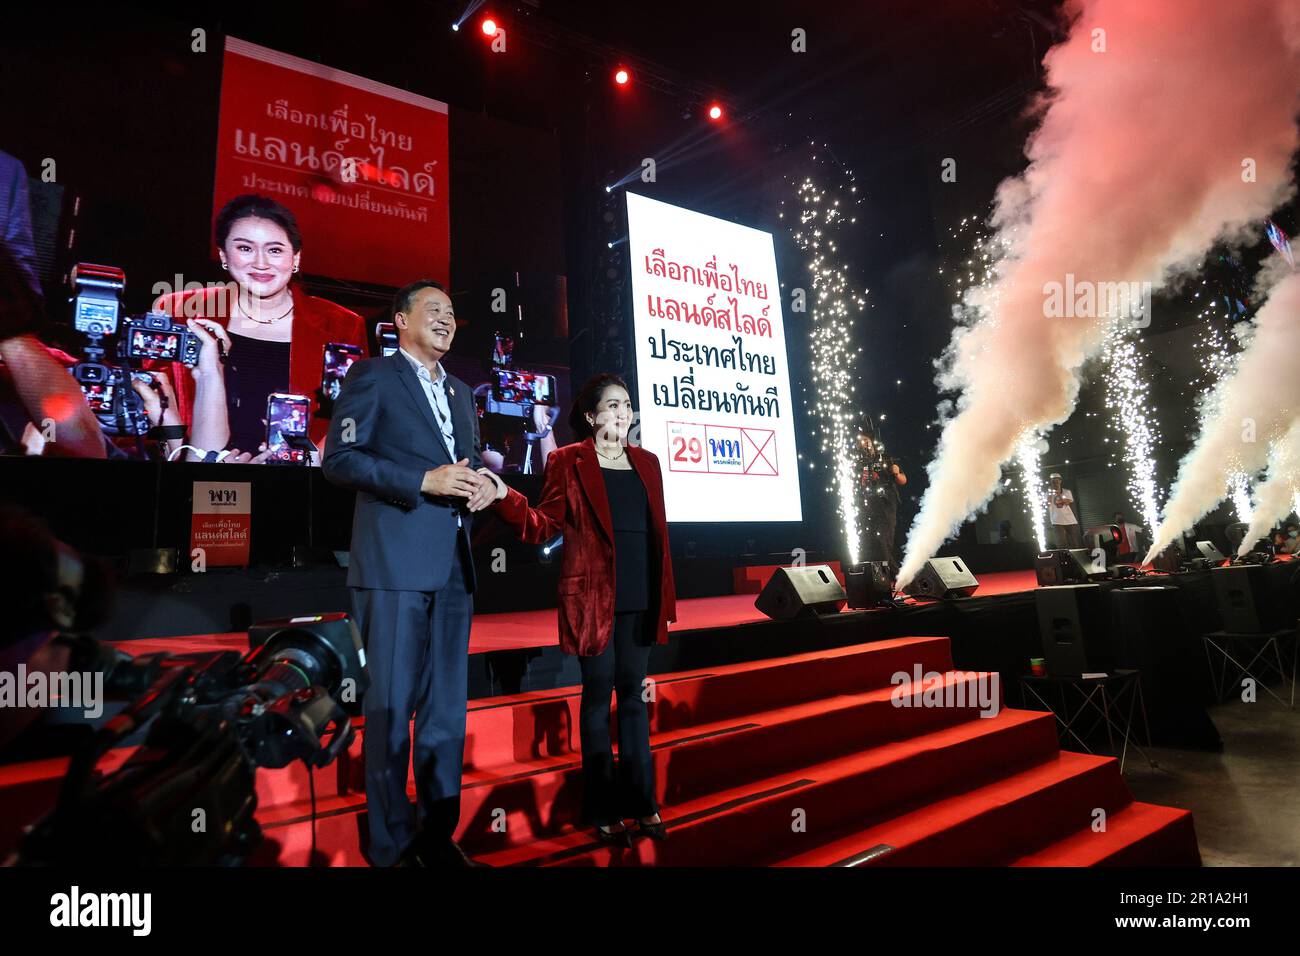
[614,67,630,86]
[451,0,487,33]
[707,103,723,121]
[481,17,498,36]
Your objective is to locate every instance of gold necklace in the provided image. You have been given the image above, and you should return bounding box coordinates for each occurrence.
[238,297,295,325]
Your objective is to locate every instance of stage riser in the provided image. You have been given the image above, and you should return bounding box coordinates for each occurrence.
[537,712,1067,866]
[263,705,1062,867]
[459,674,1006,853]
[266,639,969,823]
[1011,804,1202,866]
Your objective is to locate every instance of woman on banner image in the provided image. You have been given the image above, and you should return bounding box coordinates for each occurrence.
[478,374,677,846]
[152,193,367,462]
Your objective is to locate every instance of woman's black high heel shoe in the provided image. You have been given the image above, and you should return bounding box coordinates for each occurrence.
[636,814,668,841]
[595,823,634,848]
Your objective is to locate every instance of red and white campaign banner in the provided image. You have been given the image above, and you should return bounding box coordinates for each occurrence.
[191,481,252,567]
[213,37,450,288]
[626,192,803,523]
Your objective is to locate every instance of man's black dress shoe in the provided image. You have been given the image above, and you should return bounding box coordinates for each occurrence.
[400,837,488,867]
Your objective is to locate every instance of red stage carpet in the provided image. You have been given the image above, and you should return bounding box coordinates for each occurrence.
[240,633,1196,866]
[0,631,1199,865]
[106,569,1044,659]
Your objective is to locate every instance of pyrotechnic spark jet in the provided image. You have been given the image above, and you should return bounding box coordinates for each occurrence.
[1016,435,1048,551]
[1101,321,1163,532]
[1188,273,1257,522]
[786,157,867,564]
[1228,470,1254,524]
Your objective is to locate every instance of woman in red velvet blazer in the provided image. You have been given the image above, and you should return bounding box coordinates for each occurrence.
[482,373,676,846]
[152,194,367,458]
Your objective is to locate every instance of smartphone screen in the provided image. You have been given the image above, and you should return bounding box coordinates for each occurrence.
[266,393,312,463]
[494,369,555,405]
[374,322,398,357]
[492,333,514,366]
[321,342,363,401]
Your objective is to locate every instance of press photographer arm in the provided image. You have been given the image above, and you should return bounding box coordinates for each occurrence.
[0,309,108,459]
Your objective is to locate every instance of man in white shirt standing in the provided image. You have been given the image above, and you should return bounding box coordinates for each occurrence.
[1047,472,1082,549]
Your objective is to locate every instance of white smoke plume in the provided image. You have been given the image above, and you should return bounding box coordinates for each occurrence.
[1146,268,1300,560]
[1236,417,1300,556]
[898,0,1300,587]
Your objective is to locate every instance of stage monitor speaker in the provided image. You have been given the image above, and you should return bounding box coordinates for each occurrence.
[754,564,847,620]
[845,561,895,609]
[1110,585,1222,750]
[1195,540,1226,564]
[903,557,979,600]
[1211,563,1288,633]
[1035,584,1116,676]
[1034,549,1105,587]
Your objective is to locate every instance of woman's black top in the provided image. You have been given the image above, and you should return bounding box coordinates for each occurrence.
[225,331,291,452]
[600,464,652,613]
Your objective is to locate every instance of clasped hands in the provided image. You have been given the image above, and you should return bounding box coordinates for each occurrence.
[421,458,507,512]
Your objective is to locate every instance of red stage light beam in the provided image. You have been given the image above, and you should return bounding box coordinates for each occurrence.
[614,67,630,86]
[481,17,497,36]
[707,103,723,121]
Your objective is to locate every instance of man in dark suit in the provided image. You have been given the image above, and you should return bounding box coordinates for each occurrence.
[323,279,498,867]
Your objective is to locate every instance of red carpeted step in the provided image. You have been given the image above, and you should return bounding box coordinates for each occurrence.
[454,668,1006,852]
[258,668,1007,857]
[460,636,957,772]
[1007,801,1201,867]
[465,706,1060,867]
[246,635,959,816]
[770,750,1134,867]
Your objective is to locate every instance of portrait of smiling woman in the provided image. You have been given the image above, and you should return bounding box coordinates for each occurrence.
[152,193,367,462]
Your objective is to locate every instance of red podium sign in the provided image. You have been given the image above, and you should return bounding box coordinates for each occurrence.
[191,481,252,568]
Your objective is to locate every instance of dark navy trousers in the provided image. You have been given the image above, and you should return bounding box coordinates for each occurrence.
[351,534,473,866]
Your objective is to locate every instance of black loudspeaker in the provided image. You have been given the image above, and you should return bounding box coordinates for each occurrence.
[1035,584,1116,676]
[1211,564,1287,633]
[845,561,895,609]
[754,564,847,620]
[1195,540,1226,564]
[1110,585,1222,750]
[903,557,979,599]
[1034,549,1105,587]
